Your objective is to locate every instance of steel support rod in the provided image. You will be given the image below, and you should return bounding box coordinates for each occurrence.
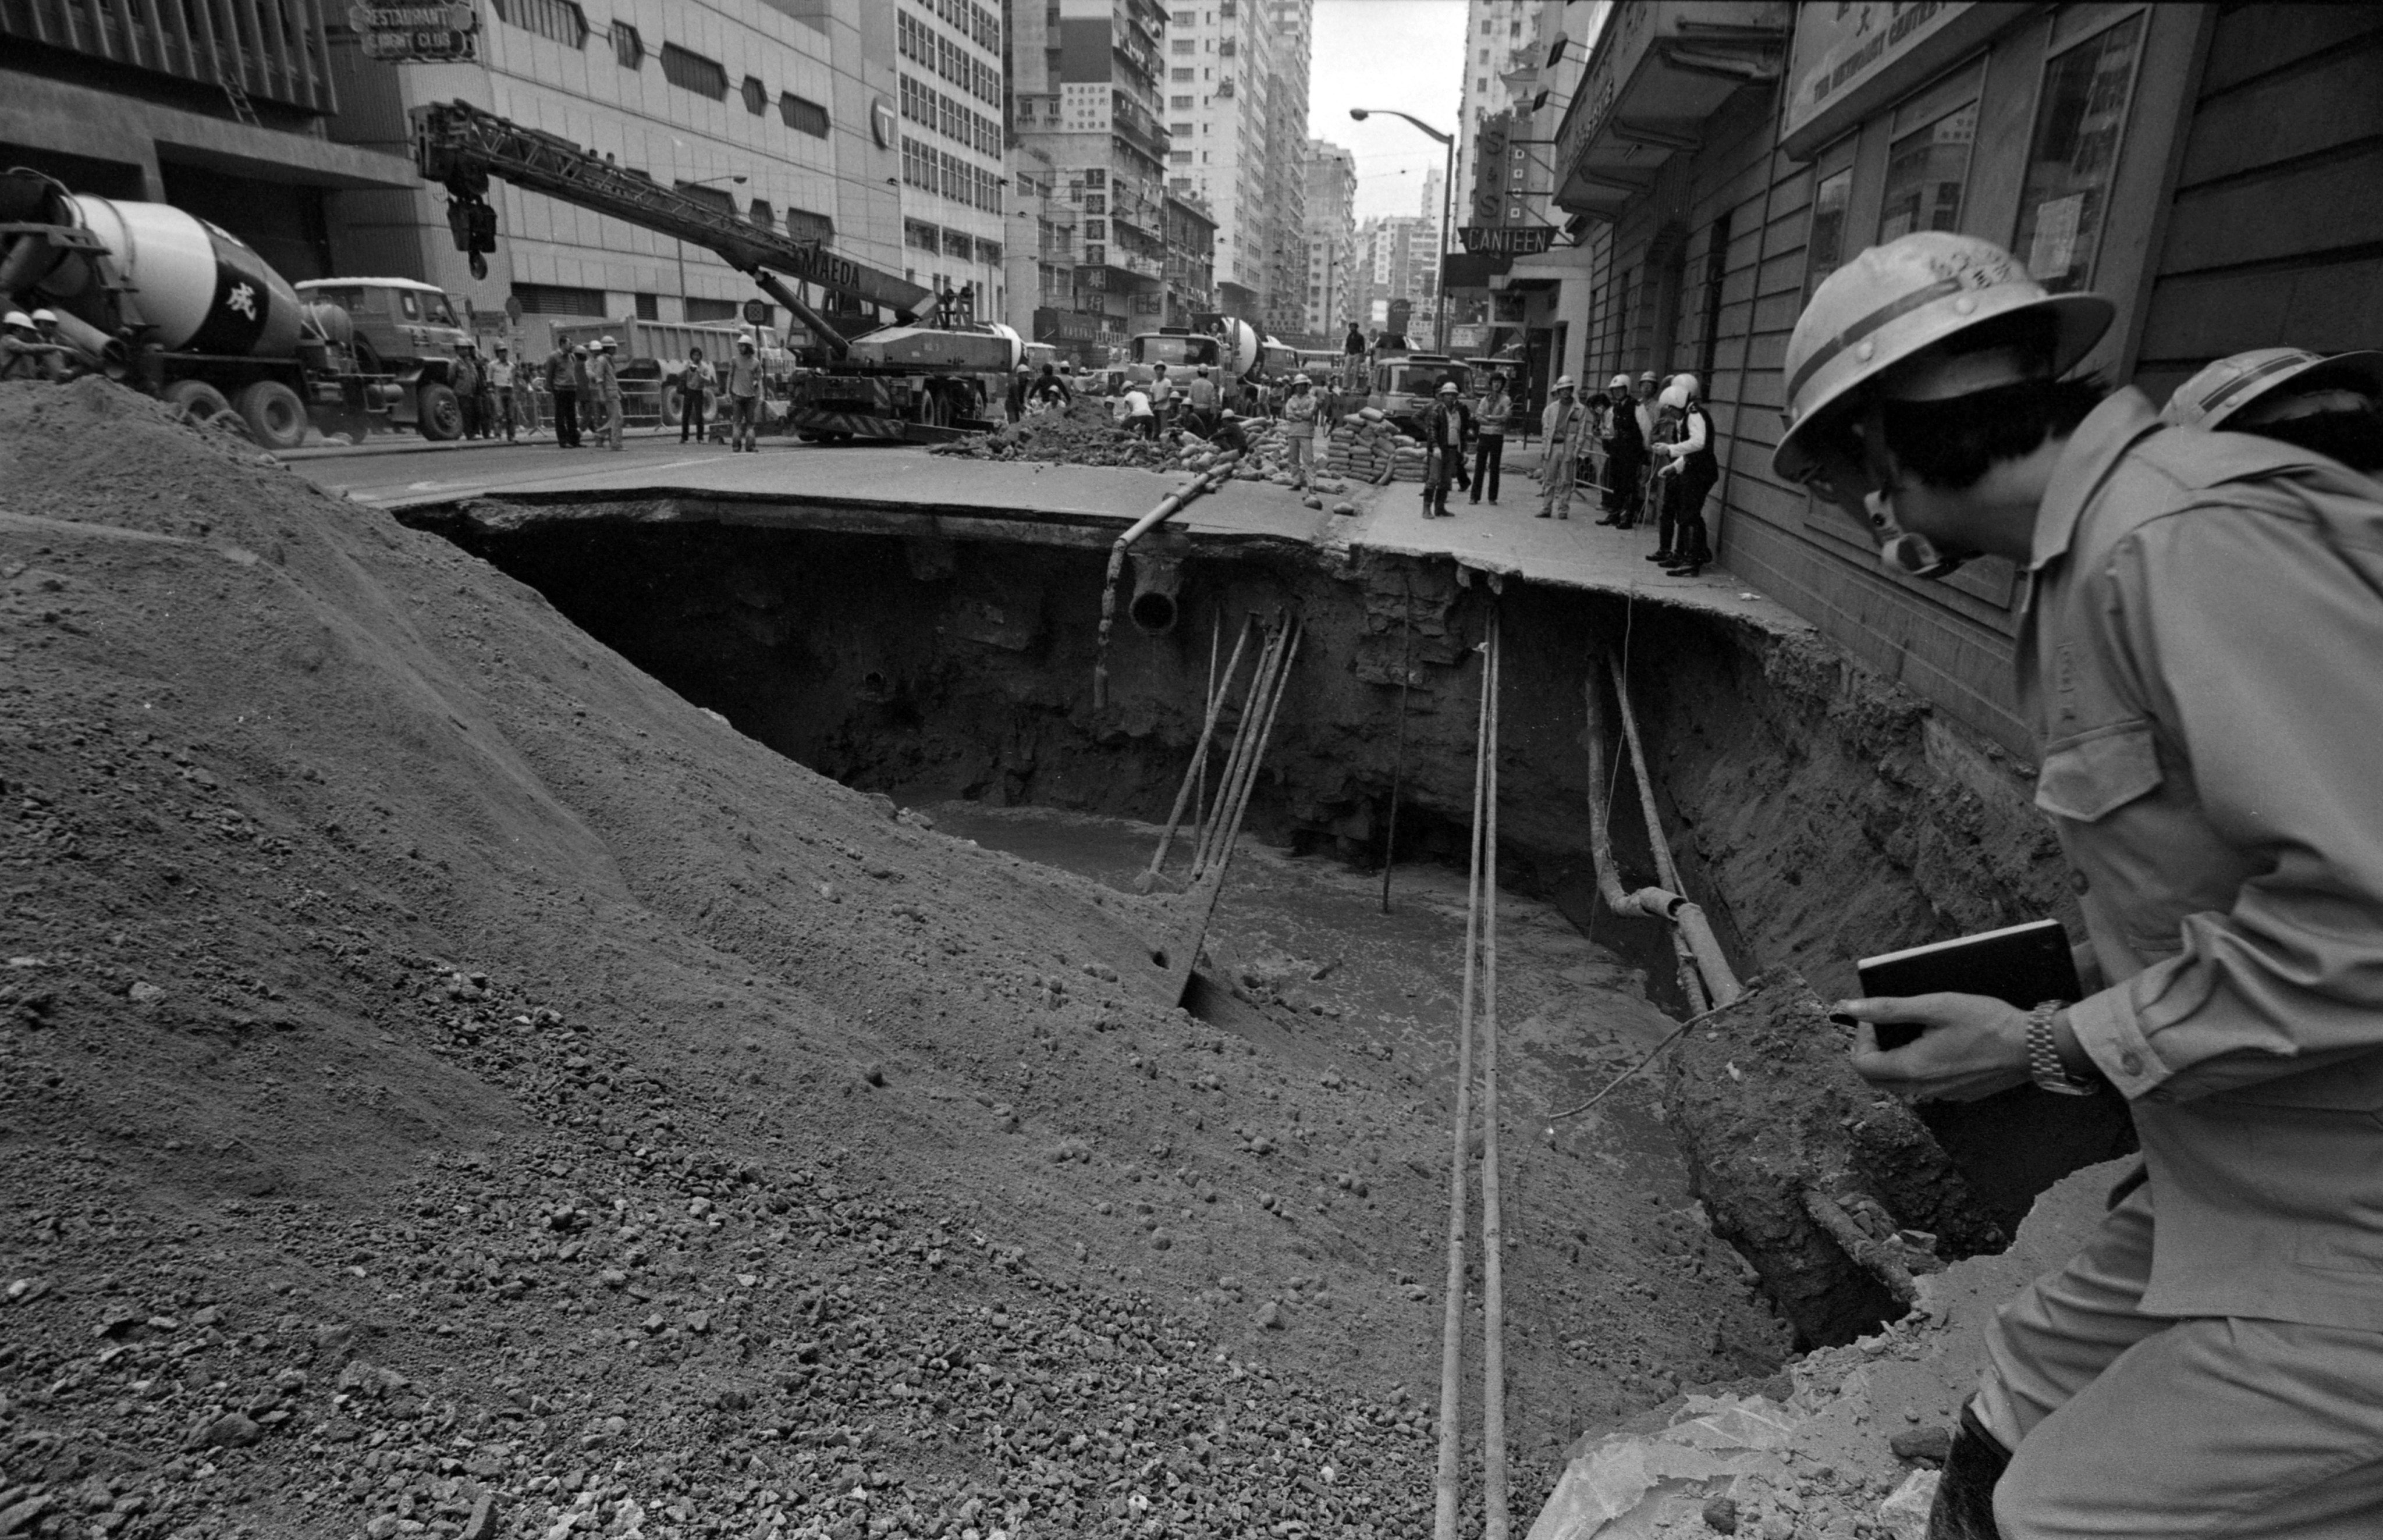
[1606,655,1742,1008]
[1141,613,1256,890]
[1480,607,1510,1540]
[1190,618,1285,881]
[1433,625,1496,1540]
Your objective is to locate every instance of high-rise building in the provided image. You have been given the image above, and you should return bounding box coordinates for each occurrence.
[1159,0,1312,333]
[895,0,1010,325]
[1005,0,1175,357]
[1302,141,1356,340]
[1354,213,1435,337]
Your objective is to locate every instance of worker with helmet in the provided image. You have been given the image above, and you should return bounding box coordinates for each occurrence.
[1649,379,1715,576]
[1420,379,1473,519]
[1782,230,2383,1539]
[1595,373,1646,528]
[27,310,81,382]
[544,340,581,449]
[2161,347,2383,477]
[1536,375,1585,520]
[590,336,624,450]
[725,336,763,452]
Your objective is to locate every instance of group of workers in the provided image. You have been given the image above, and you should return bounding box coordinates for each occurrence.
[1531,369,1719,574]
[662,339,768,451]
[0,308,81,382]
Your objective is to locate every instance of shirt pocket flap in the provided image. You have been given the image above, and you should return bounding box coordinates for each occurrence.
[2036,721,2163,823]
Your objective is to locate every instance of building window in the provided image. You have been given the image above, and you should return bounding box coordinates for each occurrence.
[1805,163,1852,301]
[609,20,642,67]
[1172,67,1193,81]
[906,219,942,252]
[1170,122,1192,136]
[660,43,728,99]
[748,199,775,228]
[634,291,659,320]
[1171,94,1193,108]
[1171,38,1195,52]
[1171,151,1193,164]
[686,297,740,322]
[976,237,1003,265]
[1876,63,1983,243]
[512,282,606,316]
[780,93,829,137]
[944,228,974,259]
[2012,12,2148,294]
[741,76,767,115]
[491,0,587,48]
[787,207,834,244]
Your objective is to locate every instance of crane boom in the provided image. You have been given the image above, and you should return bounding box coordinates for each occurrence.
[409,99,932,358]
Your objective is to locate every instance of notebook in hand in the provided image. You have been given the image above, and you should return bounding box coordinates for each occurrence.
[1856,918,2083,1051]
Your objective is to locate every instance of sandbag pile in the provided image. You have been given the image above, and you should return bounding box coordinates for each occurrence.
[1324,408,1430,483]
[1164,418,1349,495]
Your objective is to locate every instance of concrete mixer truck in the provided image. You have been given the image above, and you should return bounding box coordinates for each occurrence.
[0,166,464,447]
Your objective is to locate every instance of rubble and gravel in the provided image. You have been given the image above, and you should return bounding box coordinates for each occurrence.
[0,376,1793,1538]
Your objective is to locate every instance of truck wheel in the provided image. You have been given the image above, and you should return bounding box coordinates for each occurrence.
[236,380,310,451]
[659,389,683,428]
[415,382,463,441]
[163,380,235,432]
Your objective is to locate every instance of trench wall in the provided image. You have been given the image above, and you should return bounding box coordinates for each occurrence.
[426,508,2095,1016]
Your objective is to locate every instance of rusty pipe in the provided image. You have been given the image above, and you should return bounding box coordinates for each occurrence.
[1093,456,1240,708]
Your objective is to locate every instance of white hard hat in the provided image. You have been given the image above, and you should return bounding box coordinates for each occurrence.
[1437,380,1459,395]
[2160,348,2383,431]
[600,336,617,348]
[2,311,30,330]
[1608,373,1632,390]
[1775,232,2113,485]
[29,308,57,325]
[1659,383,1689,410]
[1674,372,1700,398]
[1551,375,1575,391]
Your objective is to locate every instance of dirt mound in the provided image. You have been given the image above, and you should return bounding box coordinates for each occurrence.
[0,378,1787,1539]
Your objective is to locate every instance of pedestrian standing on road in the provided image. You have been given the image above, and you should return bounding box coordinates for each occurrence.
[1650,380,1714,576]
[1421,380,1473,519]
[488,346,518,443]
[1470,372,1512,506]
[1114,383,1156,439]
[1596,374,1646,528]
[545,343,580,448]
[1536,376,1584,520]
[677,347,715,444]
[569,346,595,439]
[1186,365,1221,437]
[1778,230,2383,1540]
[1281,375,1320,490]
[452,343,482,440]
[1148,363,1174,432]
[591,337,625,450]
[725,337,763,452]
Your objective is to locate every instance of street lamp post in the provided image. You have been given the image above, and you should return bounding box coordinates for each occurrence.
[675,173,747,321]
[1350,108,1455,352]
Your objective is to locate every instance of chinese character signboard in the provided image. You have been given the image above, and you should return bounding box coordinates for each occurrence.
[351,3,481,63]
[1471,112,1513,225]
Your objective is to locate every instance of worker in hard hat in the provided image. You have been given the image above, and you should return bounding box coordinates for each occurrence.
[545,340,581,449]
[1420,380,1472,519]
[590,336,625,450]
[2161,347,2383,477]
[27,309,81,382]
[1781,232,2383,1539]
[1596,374,1646,528]
[1649,379,1714,576]
[1535,376,1584,520]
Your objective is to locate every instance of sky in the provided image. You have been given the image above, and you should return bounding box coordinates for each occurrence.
[1309,0,1470,223]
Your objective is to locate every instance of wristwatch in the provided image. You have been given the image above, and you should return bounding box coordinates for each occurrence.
[2027,1001,2098,1096]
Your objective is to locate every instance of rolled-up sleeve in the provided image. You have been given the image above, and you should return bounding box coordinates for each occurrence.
[2065,498,2383,1100]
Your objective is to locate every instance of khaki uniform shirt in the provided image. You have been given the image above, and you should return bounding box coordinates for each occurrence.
[2019,387,2383,1330]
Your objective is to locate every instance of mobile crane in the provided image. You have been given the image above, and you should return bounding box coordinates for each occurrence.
[410,100,1020,444]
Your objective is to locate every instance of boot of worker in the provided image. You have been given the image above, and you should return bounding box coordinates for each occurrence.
[1926,1402,2011,1540]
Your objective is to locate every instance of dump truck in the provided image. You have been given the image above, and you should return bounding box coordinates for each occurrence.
[0,166,470,447]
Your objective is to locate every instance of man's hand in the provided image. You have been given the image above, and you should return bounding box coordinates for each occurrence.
[1841,992,2034,1102]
